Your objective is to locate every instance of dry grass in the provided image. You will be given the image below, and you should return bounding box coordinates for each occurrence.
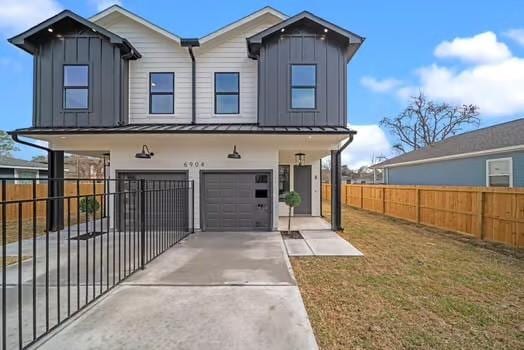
[2,256,31,267]
[291,202,524,350]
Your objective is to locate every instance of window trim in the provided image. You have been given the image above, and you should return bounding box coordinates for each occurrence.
[149,72,175,115]
[486,157,513,188]
[290,63,317,110]
[63,64,89,110]
[214,72,240,115]
[278,165,290,202]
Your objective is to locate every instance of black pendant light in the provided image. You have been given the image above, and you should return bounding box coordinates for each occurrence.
[295,152,306,166]
[227,145,241,159]
[135,145,154,159]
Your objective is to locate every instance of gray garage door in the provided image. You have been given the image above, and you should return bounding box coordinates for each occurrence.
[201,171,272,231]
[116,171,188,231]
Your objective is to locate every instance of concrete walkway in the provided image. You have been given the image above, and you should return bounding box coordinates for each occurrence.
[284,230,364,257]
[34,231,318,350]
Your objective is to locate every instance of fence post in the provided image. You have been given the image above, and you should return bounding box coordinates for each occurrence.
[416,187,421,223]
[381,186,386,214]
[477,191,484,240]
[140,179,146,269]
[360,186,363,209]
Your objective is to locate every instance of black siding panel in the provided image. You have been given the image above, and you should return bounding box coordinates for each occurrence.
[258,27,348,127]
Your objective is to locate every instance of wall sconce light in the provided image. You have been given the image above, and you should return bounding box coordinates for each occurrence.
[295,152,306,166]
[227,145,241,159]
[135,145,154,159]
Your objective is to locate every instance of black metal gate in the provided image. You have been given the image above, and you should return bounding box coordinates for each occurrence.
[0,177,194,349]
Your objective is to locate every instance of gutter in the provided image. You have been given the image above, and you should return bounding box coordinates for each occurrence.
[181,38,200,124]
[337,132,355,156]
[11,133,51,153]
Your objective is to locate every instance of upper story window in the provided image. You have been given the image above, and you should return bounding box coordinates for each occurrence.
[215,72,239,114]
[291,64,316,109]
[150,73,174,114]
[486,158,513,187]
[63,65,88,110]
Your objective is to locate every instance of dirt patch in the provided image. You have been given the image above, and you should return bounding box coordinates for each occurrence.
[280,231,303,239]
[291,201,524,350]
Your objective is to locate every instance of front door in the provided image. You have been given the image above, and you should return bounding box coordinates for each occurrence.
[293,165,311,215]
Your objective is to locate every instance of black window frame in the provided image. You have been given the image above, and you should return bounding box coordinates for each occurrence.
[149,72,175,115]
[290,64,317,110]
[214,72,240,115]
[63,64,89,110]
[279,165,290,202]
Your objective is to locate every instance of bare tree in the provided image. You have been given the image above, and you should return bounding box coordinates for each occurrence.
[380,93,480,153]
[0,130,19,156]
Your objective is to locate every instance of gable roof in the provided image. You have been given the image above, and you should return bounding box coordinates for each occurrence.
[247,10,364,58]
[90,4,182,44]
[9,9,140,58]
[0,156,47,170]
[376,118,524,168]
[199,6,287,45]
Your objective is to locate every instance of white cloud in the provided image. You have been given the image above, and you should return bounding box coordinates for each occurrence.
[365,31,524,117]
[0,0,62,35]
[415,58,524,116]
[90,0,122,12]
[504,28,524,46]
[361,76,402,93]
[341,125,392,169]
[434,32,511,64]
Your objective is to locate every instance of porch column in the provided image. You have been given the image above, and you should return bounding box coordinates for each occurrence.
[330,149,342,231]
[47,150,64,231]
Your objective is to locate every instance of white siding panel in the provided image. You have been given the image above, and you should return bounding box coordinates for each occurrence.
[99,16,192,124]
[195,18,280,124]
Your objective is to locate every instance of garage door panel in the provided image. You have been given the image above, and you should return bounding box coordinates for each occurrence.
[202,172,271,231]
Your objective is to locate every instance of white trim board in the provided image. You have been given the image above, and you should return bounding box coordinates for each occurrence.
[380,145,524,168]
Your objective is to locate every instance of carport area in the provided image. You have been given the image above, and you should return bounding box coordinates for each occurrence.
[34,231,318,350]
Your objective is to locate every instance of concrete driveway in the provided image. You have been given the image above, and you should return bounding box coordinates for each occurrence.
[34,231,318,350]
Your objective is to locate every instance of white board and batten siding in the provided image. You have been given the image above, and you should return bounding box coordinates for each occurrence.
[95,13,281,124]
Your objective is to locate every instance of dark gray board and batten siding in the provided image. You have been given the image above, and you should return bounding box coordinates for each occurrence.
[34,31,129,128]
[258,28,347,127]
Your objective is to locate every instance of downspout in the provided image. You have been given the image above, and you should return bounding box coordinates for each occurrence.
[181,38,200,125]
[11,133,51,153]
[188,46,196,124]
[331,133,355,231]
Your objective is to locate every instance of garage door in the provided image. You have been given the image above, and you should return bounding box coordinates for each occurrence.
[201,171,271,231]
[117,171,188,231]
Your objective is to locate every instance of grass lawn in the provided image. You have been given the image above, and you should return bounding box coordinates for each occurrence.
[291,202,524,350]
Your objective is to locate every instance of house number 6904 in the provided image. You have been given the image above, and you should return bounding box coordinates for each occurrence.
[184,161,205,167]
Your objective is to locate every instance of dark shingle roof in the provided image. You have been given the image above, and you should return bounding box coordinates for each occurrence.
[10,124,355,135]
[376,118,524,167]
[0,156,47,170]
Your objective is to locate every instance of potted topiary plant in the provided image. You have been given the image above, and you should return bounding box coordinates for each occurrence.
[284,191,302,235]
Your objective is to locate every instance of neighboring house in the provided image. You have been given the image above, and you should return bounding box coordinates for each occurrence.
[0,156,48,183]
[374,119,524,188]
[8,5,363,231]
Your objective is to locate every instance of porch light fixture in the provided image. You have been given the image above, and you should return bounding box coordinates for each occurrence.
[135,145,154,159]
[295,152,306,166]
[227,145,241,159]
[47,28,53,33]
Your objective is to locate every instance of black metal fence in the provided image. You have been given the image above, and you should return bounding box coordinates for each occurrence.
[0,177,194,349]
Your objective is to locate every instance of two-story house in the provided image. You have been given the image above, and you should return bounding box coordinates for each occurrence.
[8,5,363,232]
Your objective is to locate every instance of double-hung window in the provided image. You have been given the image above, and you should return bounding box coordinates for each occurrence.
[63,65,89,110]
[150,73,174,114]
[215,72,239,114]
[290,64,316,109]
[486,158,513,187]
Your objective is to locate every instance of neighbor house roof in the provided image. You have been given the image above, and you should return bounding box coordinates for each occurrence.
[9,9,140,58]
[375,118,524,168]
[9,124,356,135]
[0,156,47,170]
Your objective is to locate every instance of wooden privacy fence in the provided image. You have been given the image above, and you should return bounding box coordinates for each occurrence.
[322,183,524,249]
[0,182,105,222]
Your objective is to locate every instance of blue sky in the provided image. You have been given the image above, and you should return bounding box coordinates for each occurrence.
[1,0,523,167]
